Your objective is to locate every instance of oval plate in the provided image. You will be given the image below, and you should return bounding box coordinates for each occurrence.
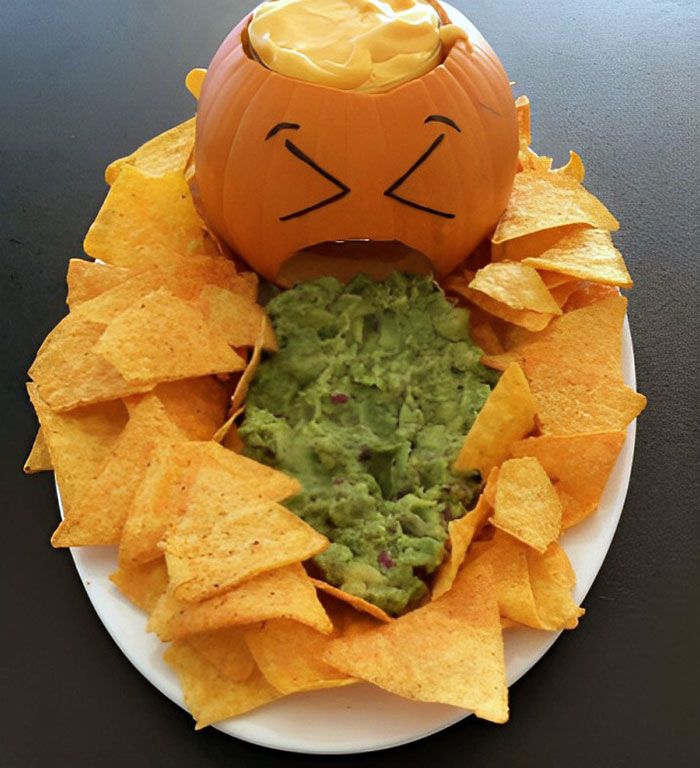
[62,317,637,754]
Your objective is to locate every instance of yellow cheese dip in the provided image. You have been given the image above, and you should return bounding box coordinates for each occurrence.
[248,0,455,93]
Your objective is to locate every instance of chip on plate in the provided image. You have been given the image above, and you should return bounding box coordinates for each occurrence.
[469,262,562,315]
[185,627,256,683]
[66,259,136,307]
[492,457,562,553]
[110,558,170,613]
[454,362,537,478]
[23,428,52,474]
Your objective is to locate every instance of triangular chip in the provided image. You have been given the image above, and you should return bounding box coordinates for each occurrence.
[84,166,217,268]
[311,579,393,623]
[323,561,508,723]
[23,428,52,473]
[564,282,620,311]
[491,457,562,553]
[469,262,562,315]
[230,319,266,412]
[162,460,328,602]
[431,494,492,600]
[454,363,537,478]
[110,558,169,613]
[164,641,280,730]
[27,384,127,510]
[523,228,632,287]
[28,315,155,411]
[194,285,277,350]
[94,288,245,383]
[493,170,619,245]
[527,541,585,630]
[105,117,196,185]
[245,619,356,695]
[444,275,555,332]
[148,563,332,641]
[66,259,136,307]
[51,394,186,546]
[491,224,584,263]
[483,295,647,434]
[185,627,256,683]
[511,432,626,529]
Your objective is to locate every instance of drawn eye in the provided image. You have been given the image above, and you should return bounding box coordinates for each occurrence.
[278,140,351,221]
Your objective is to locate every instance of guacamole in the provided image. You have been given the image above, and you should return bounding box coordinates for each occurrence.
[240,273,497,615]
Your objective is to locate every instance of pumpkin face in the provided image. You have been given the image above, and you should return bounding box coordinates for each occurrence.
[194,7,518,283]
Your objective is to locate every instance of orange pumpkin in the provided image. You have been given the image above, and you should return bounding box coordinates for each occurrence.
[193,3,518,283]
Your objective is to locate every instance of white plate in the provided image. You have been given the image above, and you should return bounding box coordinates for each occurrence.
[61,317,637,754]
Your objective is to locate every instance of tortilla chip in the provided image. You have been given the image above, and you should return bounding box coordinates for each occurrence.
[471,531,583,630]
[66,259,136,307]
[491,224,584,263]
[94,288,245,383]
[162,461,328,602]
[431,495,492,600]
[109,558,169,613]
[468,306,504,355]
[493,170,619,245]
[83,166,216,268]
[51,394,186,547]
[211,407,244,444]
[527,541,585,629]
[164,641,280,730]
[148,563,332,641]
[469,262,562,315]
[28,315,155,411]
[492,457,562,552]
[230,322,267,413]
[311,579,393,623]
[71,269,168,324]
[564,283,620,311]
[185,627,256,683]
[105,118,196,185]
[323,560,508,723]
[27,384,127,510]
[153,377,229,441]
[23,428,52,473]
[445,276,554,332]
[246,619,356,694]
[193,285,277,350]
[511,432,626,529]
[523,228,632,287]
[549,280,582,309]
[481,466,499,508]
[221,423,245,453]
[551,150,586,183]
[454,363,537,478]
[483,295,647,434]
[538,271,576,290]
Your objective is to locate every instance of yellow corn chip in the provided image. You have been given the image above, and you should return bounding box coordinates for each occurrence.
[454,363,537,478]
[27,384,127,510]
[164,641,280,729]
[468,306,504,355]
[66,259,136,307]
[84,166,216,268]
[311,579,393,623]
[564,283,620,311]
[51,394,186,547]
[493,170,619,245]
[511,432,626,529]
[527,541,585,630]
[483,295,647,434]
[230,320,266,413]
[105,118,196,185]
[323,560,508,723]
[469,262,562,315]
[492,457,562,553]
[538,271,576,289]
[431,494,492,600]
[549,280,582,309]
[185,627,256,683]
[551,150,586,183]
[194,285,277,350]
[23,428,52,473]
[153,377,229,441]
[246,619,356,694]
[445,276,554,332]
[523,228,632,287]
[148,563,333,641]
[491,224,584,263]
[162,461,328,602]
[110,558,169,613]
[481,466,499,508]
[94,288,245,383]
[29,315,155,411]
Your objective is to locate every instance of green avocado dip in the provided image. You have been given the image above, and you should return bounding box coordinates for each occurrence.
[239,273,497,616]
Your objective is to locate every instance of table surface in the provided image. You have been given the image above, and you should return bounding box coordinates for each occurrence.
[2,1,698,765]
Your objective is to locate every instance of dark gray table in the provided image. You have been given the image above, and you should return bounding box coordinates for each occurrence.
[2,1,698,765]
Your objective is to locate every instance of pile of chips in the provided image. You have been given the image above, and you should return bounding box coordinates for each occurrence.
[24,95,645,729]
